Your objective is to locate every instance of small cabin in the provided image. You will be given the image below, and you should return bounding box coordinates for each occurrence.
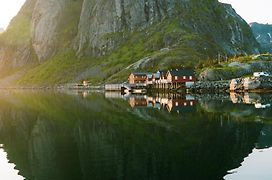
[166,69,196,87]
[128,73,148,84]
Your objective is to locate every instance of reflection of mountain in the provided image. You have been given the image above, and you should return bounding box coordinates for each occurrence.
[0,91,269,180]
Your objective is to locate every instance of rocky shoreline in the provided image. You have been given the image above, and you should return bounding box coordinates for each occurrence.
[230,76,272,92]
[1,76,272,94]
[189,76,272,93]
[190,80,230,93]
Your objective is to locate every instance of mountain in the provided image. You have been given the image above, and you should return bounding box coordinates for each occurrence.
[0,0,261,85]
[250,22,272,53]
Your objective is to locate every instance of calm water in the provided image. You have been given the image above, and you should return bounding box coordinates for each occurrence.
[0,90,272,180]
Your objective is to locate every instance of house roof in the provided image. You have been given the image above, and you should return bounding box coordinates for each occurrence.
[158,70,167,74]
[167,69,195,76]
[130,72,148,76]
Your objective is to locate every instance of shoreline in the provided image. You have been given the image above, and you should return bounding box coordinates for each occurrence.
[0,83,271,94]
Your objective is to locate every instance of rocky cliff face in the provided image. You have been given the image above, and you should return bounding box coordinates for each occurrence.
[250,22,272,53]
[75,0,260,56]
[0,0,262,84]
[31,0,68,61]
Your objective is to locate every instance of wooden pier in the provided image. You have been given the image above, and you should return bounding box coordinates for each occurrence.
[105,83,147,93]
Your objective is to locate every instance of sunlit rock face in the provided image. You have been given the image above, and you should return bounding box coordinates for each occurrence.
[75,0,177,56]
[31,0,68,62]
[250,22,272,53]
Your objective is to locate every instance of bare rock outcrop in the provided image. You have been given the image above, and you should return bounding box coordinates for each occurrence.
[31,0,68,62]
[230,76,272,92]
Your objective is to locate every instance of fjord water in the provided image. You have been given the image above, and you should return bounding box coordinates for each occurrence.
[0,91,272,180]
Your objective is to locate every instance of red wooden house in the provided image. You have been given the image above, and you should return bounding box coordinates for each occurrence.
[166,69,196,87]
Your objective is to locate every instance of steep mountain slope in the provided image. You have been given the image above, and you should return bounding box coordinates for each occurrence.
[250,22,272,53]
[0,0,261,85]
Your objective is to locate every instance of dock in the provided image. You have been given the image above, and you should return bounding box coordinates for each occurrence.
[105,83,147,93]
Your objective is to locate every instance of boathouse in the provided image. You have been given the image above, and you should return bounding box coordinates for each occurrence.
[128,73,148,84]
[166,69,196,88]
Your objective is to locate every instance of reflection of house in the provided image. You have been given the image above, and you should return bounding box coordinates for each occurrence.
[128,94,197,114]
[129,73,147,84]
[166,99,197,113]
[129,97,147,108]
[166,69,196,87]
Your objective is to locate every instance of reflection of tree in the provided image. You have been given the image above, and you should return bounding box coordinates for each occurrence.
[0,92,266,180]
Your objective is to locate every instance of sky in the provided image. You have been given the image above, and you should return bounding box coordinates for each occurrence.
[219,0,272,24]
[0,0,26,29]
[0,0,271,29]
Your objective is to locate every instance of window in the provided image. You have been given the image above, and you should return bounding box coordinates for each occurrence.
[184,102,187,106]
[176,102,179,106]
[183,76,186,79]
[189,76,193,80]
[175,76,178,80]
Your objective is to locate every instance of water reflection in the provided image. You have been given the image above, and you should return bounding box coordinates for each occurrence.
[230,92,272,109]
[125,94,197,113]
[0,91,271,180]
